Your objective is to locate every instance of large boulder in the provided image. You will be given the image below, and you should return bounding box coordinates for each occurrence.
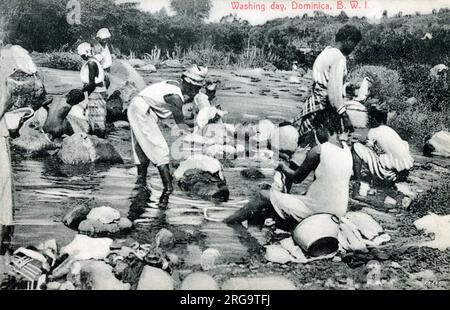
[178,169,230,202]
[80,260,130,290]
[0,45,50,111]
[106,79,139,121]
[222,276,297,290]
[137,266,174,290]
[11,108,58,156]
[109,60,146,91]
[174,155,229,202]
[423,131,450,158]
[58,133,123,165]
[78,217,133,236]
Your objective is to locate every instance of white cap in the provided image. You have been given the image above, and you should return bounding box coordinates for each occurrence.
[77,42,93,57]
[96,28,111,39]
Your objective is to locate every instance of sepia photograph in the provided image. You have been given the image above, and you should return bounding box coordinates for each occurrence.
[0,0,449,294]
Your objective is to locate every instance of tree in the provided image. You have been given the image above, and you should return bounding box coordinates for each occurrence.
[337,11,349,23]
[382,10,388,18]
[170,0,212,20]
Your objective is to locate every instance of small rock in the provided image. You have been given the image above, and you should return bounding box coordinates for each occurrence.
[395,183,415,198]
[406,97,418,105]
[137,266,174,290]
[240,168,265,179]
[87,206,121,224]
[384,196,397,205]
[63,204,92,230]
[113,121,130,129]
[222,276,297,290]
[332,256,342,263]
[78,217,132,236]
[140,64,157,72]
[288,76,301,84]
[359,182,370,197]
[201,249,221,271]
[46,282,62,290]
[113,260,129,277]
[390,262,403,269]
[180,273,219,290]
[155,228,175,249]
[402,197,413,209]
[80,260,130,290]
[60,281,75,290]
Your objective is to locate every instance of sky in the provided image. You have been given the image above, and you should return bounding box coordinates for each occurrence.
[116,0,450,24]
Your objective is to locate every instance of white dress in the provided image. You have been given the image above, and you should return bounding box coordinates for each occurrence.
[270,142,353,222]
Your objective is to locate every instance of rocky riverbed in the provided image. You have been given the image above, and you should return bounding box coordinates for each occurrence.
[1,65,449,290]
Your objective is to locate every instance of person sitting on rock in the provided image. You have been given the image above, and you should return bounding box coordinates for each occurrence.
[43,89,85,140]
[352,106,414,193]
[224,107,353,226]
[77,42,107,138]
[127,64,207,208]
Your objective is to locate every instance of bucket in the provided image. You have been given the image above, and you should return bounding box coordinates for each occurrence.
[4,107,34,131]
[293,213,340,257]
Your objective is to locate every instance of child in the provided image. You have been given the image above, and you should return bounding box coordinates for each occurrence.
[352,106,414,192]
[43,89,86,139]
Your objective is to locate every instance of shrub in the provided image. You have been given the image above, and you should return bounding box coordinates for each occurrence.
[389,108,450,147]
[409,173,450,217]
[347,65,405,110]
[41,51,84,71]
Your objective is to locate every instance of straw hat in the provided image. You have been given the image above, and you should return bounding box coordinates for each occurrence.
[182,64,208,86]
[96,28,111,39]
[77,42,93,57]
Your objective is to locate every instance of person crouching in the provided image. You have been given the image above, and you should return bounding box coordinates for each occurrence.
[127,65,207,208]
[352,106,414,193]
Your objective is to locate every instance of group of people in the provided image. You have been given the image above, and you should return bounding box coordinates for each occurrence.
[0,24,415,254]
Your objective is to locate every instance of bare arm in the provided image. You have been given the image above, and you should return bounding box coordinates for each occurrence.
[277,146,321,184]
[163,94,190,131]
[81,61,98,96]
[328,58,347,115]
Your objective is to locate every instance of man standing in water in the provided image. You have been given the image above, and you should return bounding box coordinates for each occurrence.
[127,65,207,208]
[293,25,362,145]
[77,42,107,138]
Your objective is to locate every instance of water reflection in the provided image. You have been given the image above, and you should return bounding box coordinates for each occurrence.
[10,155,274,263]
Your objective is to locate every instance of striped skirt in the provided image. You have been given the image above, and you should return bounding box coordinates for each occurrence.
[353,142,414,181]
[86,92,107,135]
[292,95,327,139]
